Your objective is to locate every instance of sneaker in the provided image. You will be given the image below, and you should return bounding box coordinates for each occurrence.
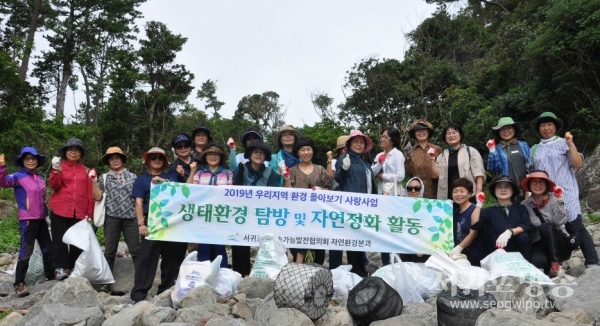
[549,262,565,277]
[14,283,29,297]
[54,268,69,281]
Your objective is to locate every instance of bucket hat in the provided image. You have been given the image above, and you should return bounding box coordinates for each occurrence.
[15,146,46,167]
[345,130,373,153]
[143,147,169,169]
[199,144,227,164]
[532,112,563,139]
[273,126,301,149]
[244,141,272,160]
[191,126,214,142]
[59,138,87,158]
[491,117,518,130]
[240,129,264,145]
[409,119,435,139]
[520,170,557,193]
[102,147,127,165]
[334,135,349,152]
[489,175,519,199]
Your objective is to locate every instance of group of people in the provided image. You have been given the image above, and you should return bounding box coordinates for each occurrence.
[0,110,596,300]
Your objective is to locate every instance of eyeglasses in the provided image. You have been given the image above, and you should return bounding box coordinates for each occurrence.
[174,143,191,149]
[23,156,38,161]
[407,186,422,192]
[148,154,164,161]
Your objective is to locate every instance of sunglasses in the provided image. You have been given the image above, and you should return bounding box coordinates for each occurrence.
[148,154,164,161]
[407,186,422,192]
[174,143,191,149]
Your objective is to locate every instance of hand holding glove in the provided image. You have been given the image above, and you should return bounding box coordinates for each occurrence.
[496,229,512,248]
[283,166,290,180]
[486,139,496,153]
[342,155,351,170]
[476,192,486,208]
[382,182,394,195]
[51,156,61,170]
[449,245,463,257]
[378,153,386,163]
[88,168,97,182]
[404,142,413,158]
[427,148,436,160]
[227,137,236,150]
[553,186,564,198]
[277,161,287,176]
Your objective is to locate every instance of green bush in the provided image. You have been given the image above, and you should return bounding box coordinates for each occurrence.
[0,214,20,253]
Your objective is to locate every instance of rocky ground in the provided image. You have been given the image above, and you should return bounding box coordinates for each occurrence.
[0,218,600,325]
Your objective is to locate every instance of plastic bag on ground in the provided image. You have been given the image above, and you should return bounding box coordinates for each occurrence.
[214,267,242,299]
[371,254,423,303]
[171,252,221,308]
[249,233,288,279]
[480,249,553,285]
[62,219,114,284]
[330,265,363,302]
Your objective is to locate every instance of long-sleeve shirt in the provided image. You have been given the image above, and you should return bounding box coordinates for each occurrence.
[49,160,94,219]
[478,204,532,250]
[371,147,405,195]
[192,166,233,185]
[0,166,47,220]
[435,144,486,200]
[521,195,568,243]
[487,140,530,183]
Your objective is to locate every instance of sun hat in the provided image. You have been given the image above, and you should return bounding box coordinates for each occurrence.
[489,175,519,199]
[273,126,301,149]
[409,119,435,139]
[143,147,169,168]
[199,144,227,164]
[531,112,563,139]
[334,135,349,152]
[102,147,127,165]
[240,129,264,145]
[15,146,46,167]
[491,117,518,130]
[244,141,272,160]
[520,170,557,193]
[345,130,373,153]
[191,126,214,142]
[59,138,87,158]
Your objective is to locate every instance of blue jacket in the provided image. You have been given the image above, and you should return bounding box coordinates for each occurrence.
[0,166,47,220]
[487,140,531,176]
[334,151,377,194]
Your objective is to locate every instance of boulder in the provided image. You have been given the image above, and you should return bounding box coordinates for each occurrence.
[204,316,247,326]
[141,306,177,325]
[175,303,230,324]
[111,257,136,294]
[231,302,255,320]
[179,286,217,308]
[0,312,23,326]
[550,266,600,324]
[16,303,104,326]
[0,279,57,310]
[253,292,277,324]
[152,288,173,308]
[238,277,275,299]
[370,315,437,326]
[475,308,557,325]
[0,254,12,267]
[0,273,14,297]
[542,309,591,324]
[484,277,551,317]
[102,300,154,326]
[265,308,315,326]
[576,144,600,210]
[401,302,435,315]
[314,305,356,326]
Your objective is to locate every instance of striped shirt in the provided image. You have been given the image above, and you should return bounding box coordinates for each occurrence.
[531,137,582,221]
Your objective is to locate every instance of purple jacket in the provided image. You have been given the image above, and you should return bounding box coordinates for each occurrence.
[0,166,47,220]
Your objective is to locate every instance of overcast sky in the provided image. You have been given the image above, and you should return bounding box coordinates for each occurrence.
[56,1,441,126]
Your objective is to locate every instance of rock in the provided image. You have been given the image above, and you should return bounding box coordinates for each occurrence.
[238,277,275,299]
[231,302,254,320]
[0,312,23,326]
[576,144,600,210]
[102,300,154,326]
[244,297,263,312]
[253,292,277,324]
[0,200,16,219]
[152,288,173,308]
[542,309,591,324]
[265,307,315,326]
[180,286,217,308]
[0,273,14,296]
[401,302,435,315]
[484,277,551,317]
[141,306,177,325]
[370,315,437,326]
[0,279,57,310]
[475,308,556,325]
[314,305,356,326]
[204,316,247,326]
[102,294,134,308]
[550,266,600,324]
[16,303,104,326]
[175,304,230,324]
[111,257,135,294]
[0,254,13,266]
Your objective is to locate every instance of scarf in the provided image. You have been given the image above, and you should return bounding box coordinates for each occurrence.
[202,166,225,185]
[530,194,549,209]
[500,138,518,146]
[282,149,300,167]
[245,161,266,186]
[495,201,512,216]
[540,136,560,144]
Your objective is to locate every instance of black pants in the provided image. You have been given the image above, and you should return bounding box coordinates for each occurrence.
[130,238,187,302]
[50,213,82,270]
[570,215,598,266]
[232,245,250,276]
[329,250,368,277]
[15,219,54,285]
[531,223,573,273]
[504,232,533,262]
[103,216,140,272]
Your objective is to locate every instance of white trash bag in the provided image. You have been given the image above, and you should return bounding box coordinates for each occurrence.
[62,219,114,284]
[371,254,424,304]
[481,249,553,285]
[249,234,288,279]
[172,251,221,308]
[331,265,363,303]
[215,267,243,299]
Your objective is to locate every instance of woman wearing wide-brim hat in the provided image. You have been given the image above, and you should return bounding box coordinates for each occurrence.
[270,125,302,187]
[486,117,531,202]
[520,170,572,277]
[0,147,54,297]
[229,127,269,167]
[472,175,533,261]
[404,119,442,199]
[529,111,598,268]
[326,135,349,185]
[49,138,98,280]
[190,126,214,162]
[130,147,187,303]
[95,146,139,293]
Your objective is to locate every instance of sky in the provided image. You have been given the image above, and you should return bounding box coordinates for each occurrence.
[53,1,441,126]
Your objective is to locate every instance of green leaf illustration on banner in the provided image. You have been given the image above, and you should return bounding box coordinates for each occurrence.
[161,183,167,191]
[444,218,452,229]
[428,226,438,232]
[413,201,422,212]
[431,233,440,242]
[436,202,442,208]
[157,230,165,239]
[156,211,162,218]
[163,211,173,217]
[151,185,160,198]
[161,218,169,228]
[159,199,169,207]
[150,202,158,213]
[439,226,445,233]
[427,202,433,213]
[444,203,453,216]
[170,187,176,196]
[181,185,190,198]
[433,215,442,223]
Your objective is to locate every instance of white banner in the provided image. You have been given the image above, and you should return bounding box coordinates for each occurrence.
[146,182,454,254]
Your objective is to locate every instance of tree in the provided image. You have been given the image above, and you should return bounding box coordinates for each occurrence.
[310,91,338,122]
[234,91,286,134]
[196,79,225,118]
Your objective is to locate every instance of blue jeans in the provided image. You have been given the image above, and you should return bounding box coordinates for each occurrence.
[197,244,228,268]
[570,215,598,266]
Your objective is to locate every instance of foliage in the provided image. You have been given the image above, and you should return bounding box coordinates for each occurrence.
[234,91,286,134]
[0,213,20,253]
[197,79,225,118]
[296,119,350,166]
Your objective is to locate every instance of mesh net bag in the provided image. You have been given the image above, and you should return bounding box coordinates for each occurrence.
[347,276,403,325]
[273,262,334,320]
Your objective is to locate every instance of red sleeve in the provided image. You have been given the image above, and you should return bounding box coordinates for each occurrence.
[87,174,94,218]
[49,167,63,191]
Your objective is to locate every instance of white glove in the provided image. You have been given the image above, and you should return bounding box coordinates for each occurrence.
[277,161,286,176]
[404,142,413,158]
[88,168,97,181]
[51,156,61,170]
[342,155,351,170]
[382,182,394,195]
[496,229,512,248]
[486,139,496,153]
[311,186,322,190]
[449,245,463,257]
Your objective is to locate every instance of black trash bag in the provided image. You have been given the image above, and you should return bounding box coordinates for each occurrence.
[273,263,334,320]
[437,288,496,326]
[347,276,403,325]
